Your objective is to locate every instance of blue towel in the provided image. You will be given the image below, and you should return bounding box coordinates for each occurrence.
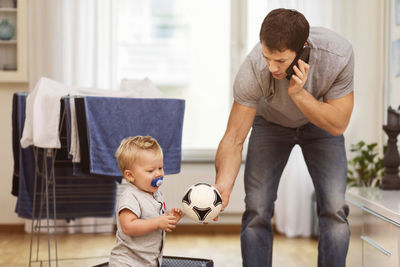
[12,93,37,214]
[63,97,72,160]
[12,92,29,196]
[83,96,185,176]
[12,93,117,220]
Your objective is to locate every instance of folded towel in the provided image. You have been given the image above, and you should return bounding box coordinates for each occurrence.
[82,96,185,176]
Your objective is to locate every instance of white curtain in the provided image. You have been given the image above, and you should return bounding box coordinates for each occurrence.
[275,146,314,237]
[28,0,117,90]
[26,0,118,233]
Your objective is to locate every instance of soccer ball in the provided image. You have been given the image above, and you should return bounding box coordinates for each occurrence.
[182,183,222,223]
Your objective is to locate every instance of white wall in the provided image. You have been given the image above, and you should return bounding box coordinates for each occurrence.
[338,0,386,151]
[389,0,400,108]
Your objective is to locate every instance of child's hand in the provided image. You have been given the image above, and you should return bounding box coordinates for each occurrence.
[157,214,178,232]
[167,208,184,223]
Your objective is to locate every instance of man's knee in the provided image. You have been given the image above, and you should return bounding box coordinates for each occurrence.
[318,201,349,228]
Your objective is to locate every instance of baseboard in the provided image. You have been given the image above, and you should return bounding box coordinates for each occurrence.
[0,223,281,236]
[0,224,24,233]
[170,223,279,235]
[0,223,240,235]
[171,224,241,235]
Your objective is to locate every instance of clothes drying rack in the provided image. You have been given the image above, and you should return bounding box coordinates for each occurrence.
[27,98,118,267]
[29,147,59,267]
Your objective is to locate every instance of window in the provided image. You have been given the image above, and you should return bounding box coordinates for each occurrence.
[116,0,231,153]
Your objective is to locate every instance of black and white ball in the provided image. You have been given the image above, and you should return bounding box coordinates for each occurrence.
[182,183,222,223]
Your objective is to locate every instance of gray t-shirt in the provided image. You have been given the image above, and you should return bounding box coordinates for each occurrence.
[233,27,354,128]
[109,183,166,267]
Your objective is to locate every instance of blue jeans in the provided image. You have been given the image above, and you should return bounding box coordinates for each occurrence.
[241,116,349,267]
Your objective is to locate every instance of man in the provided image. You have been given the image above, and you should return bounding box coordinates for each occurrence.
[214,8,354,267]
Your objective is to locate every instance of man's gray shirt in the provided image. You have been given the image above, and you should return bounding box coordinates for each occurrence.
[233,27,354,128]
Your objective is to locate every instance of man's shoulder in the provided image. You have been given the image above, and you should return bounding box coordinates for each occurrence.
[309,27,353,58]
[247,43,267,70]
[308,27,353,75]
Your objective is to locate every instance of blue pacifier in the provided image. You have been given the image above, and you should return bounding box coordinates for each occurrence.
[151,176,164,187]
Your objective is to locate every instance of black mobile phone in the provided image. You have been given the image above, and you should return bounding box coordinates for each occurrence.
[285,46,311,80]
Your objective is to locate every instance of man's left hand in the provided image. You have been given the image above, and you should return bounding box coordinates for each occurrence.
[288,59,310,96]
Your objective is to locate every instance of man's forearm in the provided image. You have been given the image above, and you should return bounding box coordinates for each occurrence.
[214,101,256,211]
[215,137,243,191]
[290,89,353,136]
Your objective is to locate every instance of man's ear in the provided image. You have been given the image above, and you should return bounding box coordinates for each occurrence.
[124,170,135,183]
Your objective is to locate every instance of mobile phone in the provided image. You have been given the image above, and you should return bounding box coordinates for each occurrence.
[285,46,311,80]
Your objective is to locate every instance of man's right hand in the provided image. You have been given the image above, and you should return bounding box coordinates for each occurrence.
[212,183,232,221]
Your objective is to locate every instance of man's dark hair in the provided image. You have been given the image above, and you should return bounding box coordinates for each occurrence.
[259,8,309,53]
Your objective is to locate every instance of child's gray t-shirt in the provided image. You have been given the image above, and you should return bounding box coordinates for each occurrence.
[233,26,354,128]
[109,183,166,267]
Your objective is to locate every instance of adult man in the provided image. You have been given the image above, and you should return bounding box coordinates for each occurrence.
[214,8,354,267]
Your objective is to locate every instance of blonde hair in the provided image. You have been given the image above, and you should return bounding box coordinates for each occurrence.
[115,136,162,174]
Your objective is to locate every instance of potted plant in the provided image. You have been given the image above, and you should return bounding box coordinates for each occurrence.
[347,141,386,187]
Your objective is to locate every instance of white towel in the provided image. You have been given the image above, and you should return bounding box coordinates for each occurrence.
[21,77,70,148]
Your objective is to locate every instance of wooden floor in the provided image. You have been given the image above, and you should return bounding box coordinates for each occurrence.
[0,226,318,267]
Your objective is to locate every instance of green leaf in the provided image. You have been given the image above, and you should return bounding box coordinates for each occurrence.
[347,140,384,188]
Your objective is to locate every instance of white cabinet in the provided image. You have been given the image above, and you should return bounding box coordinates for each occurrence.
[346,200,363,267]
[362,208,398,266]
[0,0,27,82]
[346,187,400,267]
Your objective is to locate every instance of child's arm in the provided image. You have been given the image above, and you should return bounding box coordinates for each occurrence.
[119,209,178,236]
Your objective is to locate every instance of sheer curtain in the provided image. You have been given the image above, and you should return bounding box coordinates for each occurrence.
[247,0,340,237]
[28,0,117,90]
[26,0,118,233]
